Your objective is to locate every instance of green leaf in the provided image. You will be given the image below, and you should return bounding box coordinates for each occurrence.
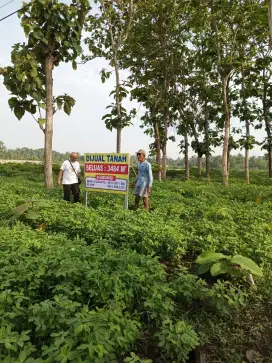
[11,203,29,217]
[74,324,83,336]
[196,251,229,265]
[197,263,212,275]
[77,344,89,350]
[64,102,72,115]
[14,106,25,120]
[23,24,31,36]
[31,68,38,78]
[55,354,65,362]
[32,92,42,102]
[96,344,104,358]
[72,61,77,70]
[19,350,27,362]
[25,212,40,220]
[36,201,50,208]
[231,255,263,277]
[210,261,230,276]
[38,118,46,125]
[8,97,18,108]
[33,30,42,40]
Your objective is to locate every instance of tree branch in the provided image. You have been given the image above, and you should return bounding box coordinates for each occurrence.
[31,114,45,134]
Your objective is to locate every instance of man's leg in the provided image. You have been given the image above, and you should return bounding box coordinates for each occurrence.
[134,196,141,210]
[63,184,71,202]
[143,197,149,210]
[71,183,80,203]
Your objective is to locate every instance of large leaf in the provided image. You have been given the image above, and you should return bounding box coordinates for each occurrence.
[36,201,51,209]
[231,255,263,277]
[14,106,25,120]
[11,203,29,216]
[210,261,230,276]
[8,204,29,221]
[196,251,229,265]
[25,212,40,220]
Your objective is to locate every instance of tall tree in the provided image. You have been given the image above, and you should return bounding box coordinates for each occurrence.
[85,0,136,153]
[1,0,88,189]
[189,0,251,184]
[124,0,188,178]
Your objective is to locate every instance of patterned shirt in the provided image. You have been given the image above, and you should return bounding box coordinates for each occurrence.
[136,160,153,188]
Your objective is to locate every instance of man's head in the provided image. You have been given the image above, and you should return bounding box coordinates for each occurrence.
[70,152,78,162]
[136,149,146,162]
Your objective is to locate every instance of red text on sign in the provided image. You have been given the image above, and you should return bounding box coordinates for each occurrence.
[96,175,116,181]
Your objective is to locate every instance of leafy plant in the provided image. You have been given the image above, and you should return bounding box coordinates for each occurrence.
[154,319,199,362]
[0,165,272,362]
[1,199,51,223]
[196,251,263,278]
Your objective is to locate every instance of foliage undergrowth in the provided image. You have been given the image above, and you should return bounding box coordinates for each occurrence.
[0,166,272,362]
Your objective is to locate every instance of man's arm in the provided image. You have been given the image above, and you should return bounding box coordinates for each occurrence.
[58,170,63,185]
[58,161,66,185]
[77,163,81,176]
[147,163,153,194]
[131,164,138,187]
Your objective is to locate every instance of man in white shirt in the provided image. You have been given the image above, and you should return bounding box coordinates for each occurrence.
[58,152,81,203]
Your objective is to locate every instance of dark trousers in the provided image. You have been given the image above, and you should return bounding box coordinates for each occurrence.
[63,183,80,203]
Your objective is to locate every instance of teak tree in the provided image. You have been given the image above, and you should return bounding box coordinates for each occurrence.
[1,0,88,189]
[85,0,136,153]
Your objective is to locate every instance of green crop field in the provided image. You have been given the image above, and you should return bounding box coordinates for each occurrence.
[0,164,272,363]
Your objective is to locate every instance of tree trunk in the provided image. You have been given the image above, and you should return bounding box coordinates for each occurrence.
[161,106,169,179]
[242,67,250,184]
[197,155,202,178]
[114,59,122,153]
[161,144,167,179]
[190,119,202,178]
[184,122,190,180]
[222,74,231,185]
[153,119,161,181]
[227,147,230,174]
[262,69,272,178]
[44,55,54,189]
[206,154,210,178]
[264,114,272,178]
[269,0,272,49]
[268,149,272,177]
[244,148,249,184]
[204,98,210,178]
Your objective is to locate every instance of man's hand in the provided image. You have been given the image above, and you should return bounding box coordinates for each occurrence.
[58,170,63,186]
[147,187,151,196]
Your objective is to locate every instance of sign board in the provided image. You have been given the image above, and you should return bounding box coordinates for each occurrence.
[84,153,130,195]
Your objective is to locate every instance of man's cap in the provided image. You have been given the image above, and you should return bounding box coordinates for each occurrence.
[137,149,146,156]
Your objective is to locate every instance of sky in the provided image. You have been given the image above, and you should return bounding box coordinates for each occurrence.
[0,1,266,158]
